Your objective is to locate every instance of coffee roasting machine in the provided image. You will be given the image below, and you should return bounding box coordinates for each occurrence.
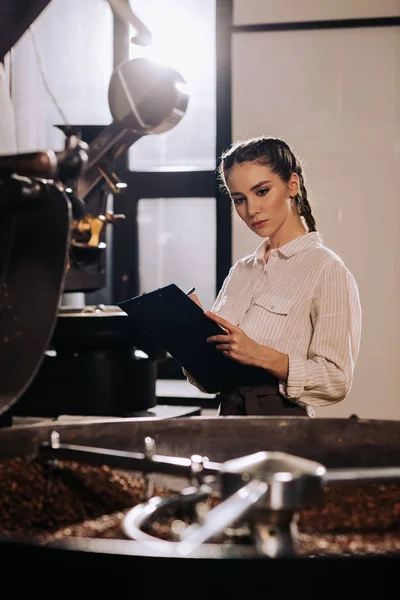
[0,0,190,422]
[0,2,400,596]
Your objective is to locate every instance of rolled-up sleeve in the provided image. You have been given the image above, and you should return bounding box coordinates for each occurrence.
[280,260,362,407]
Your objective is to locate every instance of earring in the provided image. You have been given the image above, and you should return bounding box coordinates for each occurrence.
[291,196,302,215]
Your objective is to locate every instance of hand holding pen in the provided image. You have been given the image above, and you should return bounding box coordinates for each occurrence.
[186,286,203,309]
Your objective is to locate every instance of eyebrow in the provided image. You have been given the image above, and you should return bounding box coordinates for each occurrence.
[251,180,272,191]
[231,180,272,196]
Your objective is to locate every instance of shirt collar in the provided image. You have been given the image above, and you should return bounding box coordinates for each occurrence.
[253,232,323,261]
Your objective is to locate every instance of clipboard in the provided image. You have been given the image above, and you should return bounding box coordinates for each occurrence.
[118,283,273,394]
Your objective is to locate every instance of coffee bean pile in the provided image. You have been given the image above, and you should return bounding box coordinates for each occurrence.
[298,531,400,557]
[1,456,400,556]
[298,481,400,533]
[296,481,400,556]
[0,455,174,540]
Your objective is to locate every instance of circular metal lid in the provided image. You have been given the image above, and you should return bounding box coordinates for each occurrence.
[108,57,189,134]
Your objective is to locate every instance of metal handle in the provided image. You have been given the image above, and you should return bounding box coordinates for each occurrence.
[178,480,268,555]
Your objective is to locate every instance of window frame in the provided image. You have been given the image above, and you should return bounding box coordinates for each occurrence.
[111,0,233,304]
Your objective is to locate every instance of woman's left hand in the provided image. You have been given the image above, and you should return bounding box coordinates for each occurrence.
[205,310,289,379]
[205,311,263,367]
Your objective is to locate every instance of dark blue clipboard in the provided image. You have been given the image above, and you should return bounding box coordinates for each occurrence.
[118,283,272,394]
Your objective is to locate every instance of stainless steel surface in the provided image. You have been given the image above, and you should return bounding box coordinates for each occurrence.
[178,480,268,555]
[221,451,326,510]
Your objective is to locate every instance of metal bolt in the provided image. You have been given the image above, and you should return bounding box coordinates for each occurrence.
[144,436,156,459]
[50,430,60,449]
[190,454,206,486]
[143,437,156,499]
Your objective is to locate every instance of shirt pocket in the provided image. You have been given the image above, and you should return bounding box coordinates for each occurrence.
[250,293,292,342]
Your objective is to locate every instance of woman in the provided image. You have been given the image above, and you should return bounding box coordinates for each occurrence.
[187,136,362,417]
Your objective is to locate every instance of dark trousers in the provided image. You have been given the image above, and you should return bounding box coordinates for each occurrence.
[218,382,307,417]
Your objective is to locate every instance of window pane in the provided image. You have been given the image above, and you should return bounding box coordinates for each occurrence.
[12,0,113,152]
[138,198,216,310]
[128,0,216,171]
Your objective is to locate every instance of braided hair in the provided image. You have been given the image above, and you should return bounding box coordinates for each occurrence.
[218,136,317,232]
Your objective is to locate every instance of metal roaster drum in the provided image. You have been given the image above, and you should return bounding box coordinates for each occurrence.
[0,416,399,594]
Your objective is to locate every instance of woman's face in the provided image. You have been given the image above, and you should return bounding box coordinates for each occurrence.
[226,161,301,245]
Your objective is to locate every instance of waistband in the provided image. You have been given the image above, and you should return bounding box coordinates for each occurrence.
[219,383,306,417]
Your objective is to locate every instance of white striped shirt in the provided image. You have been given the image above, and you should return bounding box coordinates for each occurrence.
[211,232,362,416]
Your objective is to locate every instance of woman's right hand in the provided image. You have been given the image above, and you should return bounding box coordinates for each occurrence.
[189,293,203,309]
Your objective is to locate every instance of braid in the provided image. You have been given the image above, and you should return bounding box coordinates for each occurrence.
[296,170,317,232]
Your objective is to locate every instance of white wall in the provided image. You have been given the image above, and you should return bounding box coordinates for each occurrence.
[234,0,400,24]
[232,1,400,419]
[11,0,113,154]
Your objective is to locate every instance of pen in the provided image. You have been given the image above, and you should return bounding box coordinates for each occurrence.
[186,286,195,295]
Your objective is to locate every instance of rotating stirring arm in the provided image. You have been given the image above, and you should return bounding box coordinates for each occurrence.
[38,435,400,559]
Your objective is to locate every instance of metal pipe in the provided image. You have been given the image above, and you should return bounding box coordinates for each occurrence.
[325,466,400,484]
[39,441,221,478]
[122,484,212,553]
